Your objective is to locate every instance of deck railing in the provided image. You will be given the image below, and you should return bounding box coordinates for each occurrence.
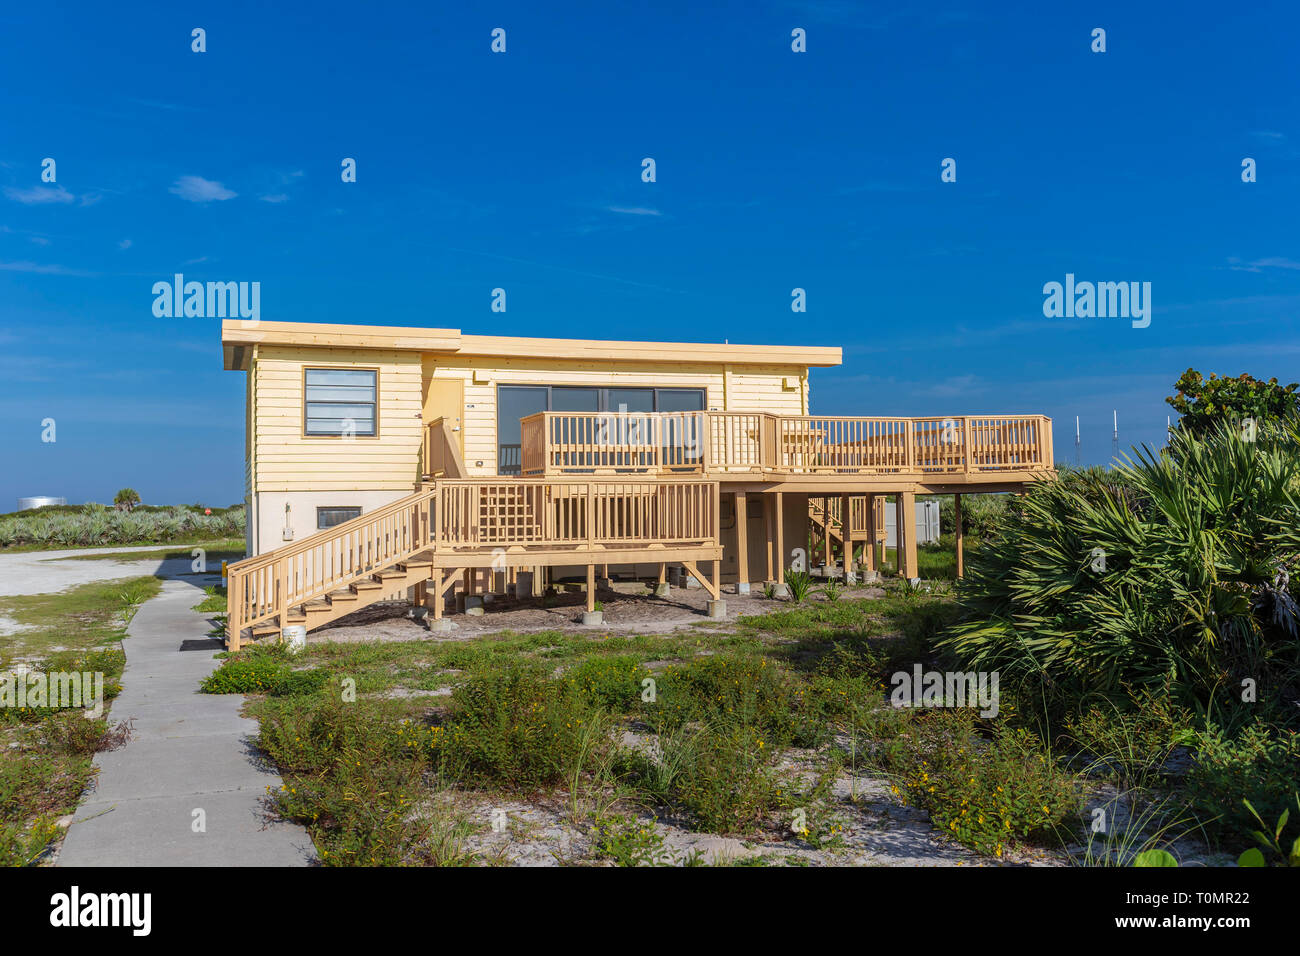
[520,411,706,475]
[432,477,718,549]
[227,487,435,647]
[521,412,1053,477]
[227,477,721,646]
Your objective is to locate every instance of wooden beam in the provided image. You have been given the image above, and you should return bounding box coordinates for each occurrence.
[840,492,851,575]
[954,493,964,579]
[427,568,458,619]
[897,492,919,579]
[586,564,596,613]
[680,560,720,600]
[774,491,785,583]
[863,494,877,572]
[764,493,774,582]
[734,490,748,592]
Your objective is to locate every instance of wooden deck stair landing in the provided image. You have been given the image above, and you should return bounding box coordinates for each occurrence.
[226,478,722,650]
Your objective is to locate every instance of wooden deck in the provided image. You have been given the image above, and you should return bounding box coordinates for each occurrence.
[518,411,1052,485]
[225,477,723,650]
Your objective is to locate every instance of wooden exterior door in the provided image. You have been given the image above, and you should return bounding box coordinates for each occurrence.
[423,371,464,458]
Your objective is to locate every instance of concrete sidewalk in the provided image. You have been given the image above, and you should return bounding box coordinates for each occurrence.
[57,577,315,866]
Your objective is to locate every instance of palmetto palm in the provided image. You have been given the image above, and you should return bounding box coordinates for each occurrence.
[941,418,1300,722]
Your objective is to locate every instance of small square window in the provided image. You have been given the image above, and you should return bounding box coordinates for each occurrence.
[317,506,362,529]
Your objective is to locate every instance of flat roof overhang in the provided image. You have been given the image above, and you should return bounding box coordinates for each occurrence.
[221,320,842,370]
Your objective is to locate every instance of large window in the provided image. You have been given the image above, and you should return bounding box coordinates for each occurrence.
[305,368,377,436]
[496,385,705,474]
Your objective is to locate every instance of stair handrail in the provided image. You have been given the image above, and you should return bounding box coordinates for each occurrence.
[227,485,437,649]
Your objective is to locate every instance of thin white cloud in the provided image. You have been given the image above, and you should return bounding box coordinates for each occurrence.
[604,205,662,216]
[4,185,76,205]
[0,260,96,276]
[259,193,290,203]
[169,176,237,203]
[1227,256,1300,273]
[118,239,132,250]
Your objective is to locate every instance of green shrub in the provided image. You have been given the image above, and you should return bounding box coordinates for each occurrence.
[1061,689,1195,789]
[1184,724,1300,848]
[653,723,831,836]
[0,504,245,550]
[591,813,674,866]
[935,494,1009,539]
[643,654,809,744]
[270,668,332,698]
[784,569,813,603]
[882,710,1077,856]
[32,714,133,757]
[1167,369,1299,438]
[564,656,649,713]
[201,655,290,694]
[0,816,62,867]
[942,419,1300,725]
[435,663,609,790]
[256,697,465,865]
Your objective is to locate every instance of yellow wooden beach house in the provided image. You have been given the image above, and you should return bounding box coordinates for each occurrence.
[221,320,1054,649]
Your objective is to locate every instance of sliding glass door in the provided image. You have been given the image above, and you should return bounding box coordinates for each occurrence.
[496,385,705,474]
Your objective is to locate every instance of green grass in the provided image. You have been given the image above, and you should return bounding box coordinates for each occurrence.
[48,539,245,562]
[204,573,1256,866]
[0,578,154,865]
[876,537,982,580]
[205,583,1008,863]
[0,576,161,666]
[192,584,228,614]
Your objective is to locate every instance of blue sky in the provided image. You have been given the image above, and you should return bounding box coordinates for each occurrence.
[2,0,1298,507]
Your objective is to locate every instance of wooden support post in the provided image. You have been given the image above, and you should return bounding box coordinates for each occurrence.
[864,494,877,572]
[897,491,919,579]
[428,568,457,620]
[586,564,596,613]
[764,493,774,582]
[840,492,851,574]
[657,562,667,585]
[954,493,964,579]
[774,491,785,583]
[734,490,748,592]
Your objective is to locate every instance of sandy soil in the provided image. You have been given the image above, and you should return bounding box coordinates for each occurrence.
[0,546,211,598]
[312,581,888,645]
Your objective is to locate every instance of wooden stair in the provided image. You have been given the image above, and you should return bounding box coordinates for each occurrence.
[241,549,436,645]
[808,496,887,565]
